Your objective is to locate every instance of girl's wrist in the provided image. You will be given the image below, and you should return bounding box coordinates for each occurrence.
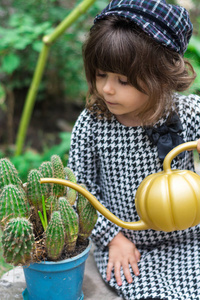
[108,231,124,246]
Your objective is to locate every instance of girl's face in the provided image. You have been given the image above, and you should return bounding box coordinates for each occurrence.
[95,70,149,126]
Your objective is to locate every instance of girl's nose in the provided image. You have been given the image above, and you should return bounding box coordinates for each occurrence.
[102,78,115,95]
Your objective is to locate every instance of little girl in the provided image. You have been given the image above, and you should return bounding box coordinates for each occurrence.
[68,1,200,299]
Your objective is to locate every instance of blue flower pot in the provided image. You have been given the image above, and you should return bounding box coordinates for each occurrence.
[22,240,91,300]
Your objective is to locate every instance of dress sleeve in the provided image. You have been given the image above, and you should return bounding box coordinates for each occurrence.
[181,94,200,141]
[190,95,200,141]
[67,110,120,249]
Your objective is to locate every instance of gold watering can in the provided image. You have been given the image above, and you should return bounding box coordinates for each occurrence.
[40,141,200,232]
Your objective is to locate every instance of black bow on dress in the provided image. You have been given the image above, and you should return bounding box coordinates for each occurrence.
[145,112,184,160]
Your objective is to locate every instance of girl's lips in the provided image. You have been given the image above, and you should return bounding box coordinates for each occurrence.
[105,100,118,105]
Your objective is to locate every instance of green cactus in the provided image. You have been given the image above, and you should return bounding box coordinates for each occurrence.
[76,184,88,213]
[0,184,30,226]
[45,194,59,213]
[27,169,48,211]
[51,155,65,197]
[77,185,98,242]
[0,154,97,265]
[39,161,53,178]
[39,161,53,194]
[2,217,35,265]
[0,158,22,192]
[64,167,77,205]
[45,211,65,260]
[59,197,79,252]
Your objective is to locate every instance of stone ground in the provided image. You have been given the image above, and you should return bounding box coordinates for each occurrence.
[0,243,122,300]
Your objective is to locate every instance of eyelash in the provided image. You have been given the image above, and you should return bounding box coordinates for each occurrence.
[119,79,128,86]
[96,73,128,86]
[96,73,106,78]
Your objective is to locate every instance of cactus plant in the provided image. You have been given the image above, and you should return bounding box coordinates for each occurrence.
[0,158,22,192]
[45,211,65,260]
[0,184,30,227]
[77,183,89,213]
[59,197,79,252]
[27,169,49,211]
[0,157,97,266]
[51,155,66,197]
[2,217,35,265]
[64,167,77,205]
[45,194,58,213]
[77,185,98,243]
[39,161,53,194]
[39,161,53,178]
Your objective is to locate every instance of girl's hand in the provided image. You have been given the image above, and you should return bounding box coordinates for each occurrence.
[106,232,141,286]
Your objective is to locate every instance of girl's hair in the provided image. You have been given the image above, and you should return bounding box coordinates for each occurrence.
[82,16,196,125]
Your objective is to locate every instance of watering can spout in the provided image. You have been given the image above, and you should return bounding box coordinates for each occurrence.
[40,178,149,231]
[41,141,200,232]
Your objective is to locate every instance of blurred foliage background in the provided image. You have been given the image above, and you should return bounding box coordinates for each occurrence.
[0,0,108,181]
[0,0,200,182]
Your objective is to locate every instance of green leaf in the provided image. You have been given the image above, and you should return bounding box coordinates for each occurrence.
[33,22,52,36]
[0,29,19,49]
[187,36,200,58]
[32,41,43,52]
[18,25,36,34]
[2,54,21,74]
[14,37,32,50]
[42,132,71,162]
[8,14,34,28]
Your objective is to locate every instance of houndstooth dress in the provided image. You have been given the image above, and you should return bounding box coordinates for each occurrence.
[68,93,200,300]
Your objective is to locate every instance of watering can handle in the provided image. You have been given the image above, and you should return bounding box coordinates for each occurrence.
[163,140,198,173]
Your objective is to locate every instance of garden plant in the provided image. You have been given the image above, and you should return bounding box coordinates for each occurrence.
[0,156,98,266]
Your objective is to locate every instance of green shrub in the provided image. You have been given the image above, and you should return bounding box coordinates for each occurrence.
[0,0,108,103]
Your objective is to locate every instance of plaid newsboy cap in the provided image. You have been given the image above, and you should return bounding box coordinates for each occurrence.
[94,0,193,54]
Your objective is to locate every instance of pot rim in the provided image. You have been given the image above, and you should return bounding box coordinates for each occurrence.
[28,238,92,266]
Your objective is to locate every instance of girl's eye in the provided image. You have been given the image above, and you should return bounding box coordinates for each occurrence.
[96,71,106,78]
[119,78,128,86]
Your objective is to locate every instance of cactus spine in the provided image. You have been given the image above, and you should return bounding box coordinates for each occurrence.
[77,185,98,242]
[51,155,65,197]
[27,169,48,211]
[0,184,30,226]
[64,167,77,205]
[2,217,35,265]
[59,197,79,252]
[0,158,22,192]
[45,211,65,260]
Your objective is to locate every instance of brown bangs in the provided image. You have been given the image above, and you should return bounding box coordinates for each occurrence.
[83,16,142,91]
[91,25,135,77]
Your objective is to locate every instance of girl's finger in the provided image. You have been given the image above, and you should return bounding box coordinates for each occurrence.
[106,260,114,281]
[129,256,140,277]
[135,248,141,262]
[122,262,133,283]
[114,261,122,286]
